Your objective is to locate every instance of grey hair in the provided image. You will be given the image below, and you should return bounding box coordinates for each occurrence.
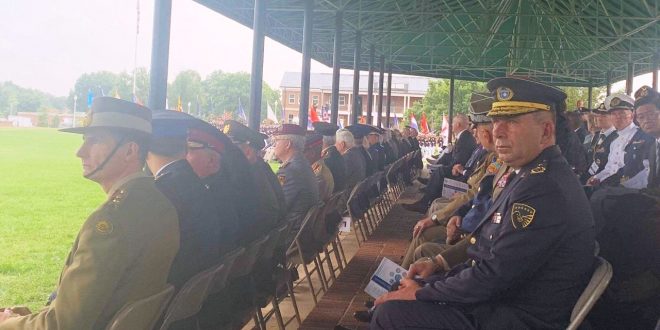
[278,134,305,151]
[335,129,355,148]
[323,135,336,146]
[454,113,470,128]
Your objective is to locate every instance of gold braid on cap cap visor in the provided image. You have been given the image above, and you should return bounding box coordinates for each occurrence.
[488,101,551,116]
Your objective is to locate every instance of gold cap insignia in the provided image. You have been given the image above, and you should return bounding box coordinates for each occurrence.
[511,203,536,229]
[223,124,231,134]
[610,97,621,107]
[95,220,114,234]
[496,87,514,101]
[530,164,546,174]
[83,110,93,127]
[278,175,286,185]
[635,86,649,98]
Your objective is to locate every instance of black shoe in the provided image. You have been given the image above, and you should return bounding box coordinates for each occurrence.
[402,201,429,214]
[353,310,372,323]
[417,177,429,185]
[364,300,374,308]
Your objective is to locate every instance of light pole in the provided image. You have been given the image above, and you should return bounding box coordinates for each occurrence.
[187,101,191,114]
[73,94,78,128]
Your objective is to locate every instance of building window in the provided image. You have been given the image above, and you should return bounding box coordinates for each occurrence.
[288,114,294,123]
[339,95,346,106]
[312,95,319,105]
[288,94,295,104]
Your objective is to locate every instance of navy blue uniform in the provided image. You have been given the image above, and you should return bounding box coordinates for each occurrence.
[361,146,376,176]
[322,145,347,193]
[154,160,238,288]
[368,143,385,171]
[372,146,595,329]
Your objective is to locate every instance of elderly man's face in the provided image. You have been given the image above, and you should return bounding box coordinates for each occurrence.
[186,147,221,178]
[335,140,348,154]
[610,109,633,130]
[636,104,660,137]
[492,113,548,169]
[272,137,291,161]
[594,113,612,130]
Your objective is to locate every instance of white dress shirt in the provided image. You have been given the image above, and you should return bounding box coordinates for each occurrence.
[594,122,639,182]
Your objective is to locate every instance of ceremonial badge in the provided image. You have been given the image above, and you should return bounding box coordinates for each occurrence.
[487,158,503,174]
[278,175,286,185]
[492,212,502,224]
[530,164,546,174]
[83,110,93,127]
[496,87,514,101]
[497,173,510,188]
[223,124,231,134]
[95,220,113,234]
[610,97,621,107]
[511,203,535,229]
[635,86,649,98]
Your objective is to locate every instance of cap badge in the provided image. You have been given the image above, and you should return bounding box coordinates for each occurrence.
[95,220,114,234]
[636,86,649,98]
[83,110,93,127]
[223,124,231,134]
[610,97,621,107]
[496,87,514,101]
[511,203,535,229]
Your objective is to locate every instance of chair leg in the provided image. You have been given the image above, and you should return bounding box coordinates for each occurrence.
[335,235,348,268]
[285,279,302,325]
[352,219,363,247]
[314,255,329,291]
[271,297,286,330]
[324,246,337,282]
[301,262,318,304]
[254,310,266,330]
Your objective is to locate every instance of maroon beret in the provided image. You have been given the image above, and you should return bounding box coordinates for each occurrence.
[273,124,306,136]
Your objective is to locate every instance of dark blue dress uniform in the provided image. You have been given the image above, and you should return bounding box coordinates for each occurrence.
[372,77,595,330]
[368,143,386,171]
[322,145,347,193]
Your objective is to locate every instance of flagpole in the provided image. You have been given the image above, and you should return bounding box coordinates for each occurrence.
[132,0,140,99]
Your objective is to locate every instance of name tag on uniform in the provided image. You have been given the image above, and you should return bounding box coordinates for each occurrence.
[492,212,502,224]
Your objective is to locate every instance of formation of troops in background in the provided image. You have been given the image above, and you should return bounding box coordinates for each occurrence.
[0,77,658,329]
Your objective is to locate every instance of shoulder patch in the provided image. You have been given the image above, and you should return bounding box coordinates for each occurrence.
[511,203,536,229]
[95,220,114,235]
[530,164,546,174]
[278,175,286,185]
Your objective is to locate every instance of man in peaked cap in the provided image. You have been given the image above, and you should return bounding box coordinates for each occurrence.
[272,124,320,243]
[581,103,618,183]
[147,111,237,290]
[304,132,335,201]
[313,121,347,193]
[0,98,180,329]
[587,93,654,189]
[371,77,594,329]
[634,85,660,189]
[346,124,377,176]
[367,127,386,171]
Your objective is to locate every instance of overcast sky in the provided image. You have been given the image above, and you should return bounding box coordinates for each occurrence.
[0,0,654,97]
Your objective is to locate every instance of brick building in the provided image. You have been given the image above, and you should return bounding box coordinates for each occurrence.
[279,72,431,126]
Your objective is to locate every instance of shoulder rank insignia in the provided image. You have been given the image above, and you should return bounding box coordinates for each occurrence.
[530,163,546,174]
[632,139,644,144]
[109,189,126,207]
[511,203,536,229]
[278,175,286,185]
[95,220,114,234]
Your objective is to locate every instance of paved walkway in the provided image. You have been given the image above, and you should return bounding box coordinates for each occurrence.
[300,185,422,330]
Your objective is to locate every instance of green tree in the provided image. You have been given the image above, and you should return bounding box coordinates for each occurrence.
[200,71,280,121]
[0,81,65,116]
[116,68,150,104]
[168,70,203,112]
[562,86,607,111]
[68,71,119,113]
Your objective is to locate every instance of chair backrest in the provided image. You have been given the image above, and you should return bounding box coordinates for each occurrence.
[159,263,224,329]
[286,204,322,264]
[105,284,174,330]
[567,256,613,330]
[259,222,288,262]
[208,247,245,295]
[229,233,271,279]
[346,180,367,219]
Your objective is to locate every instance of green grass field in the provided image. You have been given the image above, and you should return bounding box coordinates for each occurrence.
[0,128,105,310]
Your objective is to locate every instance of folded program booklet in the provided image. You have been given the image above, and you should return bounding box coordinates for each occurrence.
[442,178,469,198]
[364,257,409,299]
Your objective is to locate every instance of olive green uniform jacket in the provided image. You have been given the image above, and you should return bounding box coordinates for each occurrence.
[0,174,180,329]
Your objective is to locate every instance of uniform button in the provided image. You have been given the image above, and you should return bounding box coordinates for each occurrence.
[471,260,476,267]
[489,234,493,240]
[471,205,475,209]
[469,237,476,244]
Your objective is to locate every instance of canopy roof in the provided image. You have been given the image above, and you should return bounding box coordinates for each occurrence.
[196,0,660,87]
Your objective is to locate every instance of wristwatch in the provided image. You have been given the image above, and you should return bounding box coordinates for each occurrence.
[420,256,442,269]
[431,214,441,225]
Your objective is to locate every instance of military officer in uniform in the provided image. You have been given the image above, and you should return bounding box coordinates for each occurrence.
[634,86,660,189]
[273,124,320,242]
[304,132,335,201]
[581,103,618,183]
[587,93,654,189]
[367,128,386,171]
[371,77,595,329]
[0,98,180,329]
[346,124,377,176]
[313,121,347,193]
[336,128,366,189]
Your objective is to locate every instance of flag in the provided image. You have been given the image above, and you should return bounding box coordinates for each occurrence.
[267,103,278,123]
[237,98,247,122]
[440,114,449,146]
[420,113,430,134]
[309,105,320,123]
[114,90,121,99]
[176,96,183,112]
[409,113,419,131]
[392,114,399,129]
[87,88,94,108]
[321,104,330,122]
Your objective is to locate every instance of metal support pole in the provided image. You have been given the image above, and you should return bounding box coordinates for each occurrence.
[148,0,172,110]
[367,45,375,125]
[653,53,659,91]
[606,70,612,96]
[626,62,634,95]
[377,55,384,127]
[299,0,313,129]
[248,0,266,130]
[351,30,361,125]
[448,75,455,143]
[587,86,593,109]
[330,11,342,125]
[385,64,392,128]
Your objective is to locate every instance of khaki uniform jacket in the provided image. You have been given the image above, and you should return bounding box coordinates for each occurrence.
[313,159,335,201]
[0,174,180,329]
[431,152,499,224]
